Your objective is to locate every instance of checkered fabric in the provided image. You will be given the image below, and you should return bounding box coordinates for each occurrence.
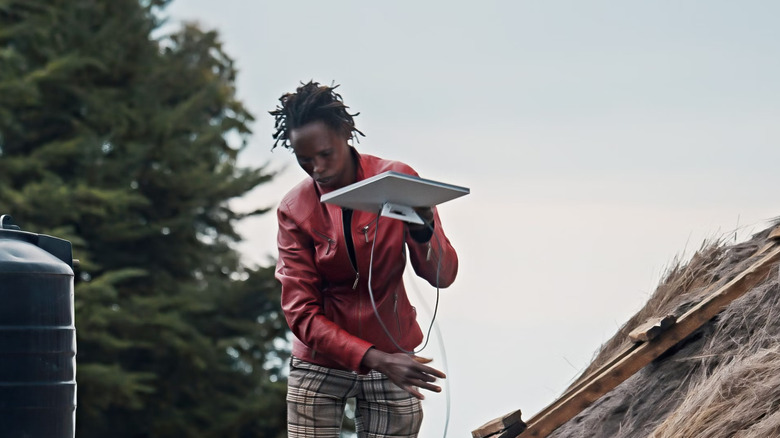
[287,357,423,437]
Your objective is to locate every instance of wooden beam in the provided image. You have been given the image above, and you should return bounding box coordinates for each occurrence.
[473,241,780,438]
[628,315,677,342]
[516,344,639,429]
[498,421,527,438]
[472,409,525,438]
[519,244,780,438]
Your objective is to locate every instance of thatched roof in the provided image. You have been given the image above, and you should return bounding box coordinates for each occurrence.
[473,218,780,438]
[547,218,780,438]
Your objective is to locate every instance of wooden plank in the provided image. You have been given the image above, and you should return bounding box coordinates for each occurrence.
[473,242,780,438]
[628,315,677,342]
[472,409,525,438]
[478,306,683,435]
[514,344,640,430]
[498,421,528,438]
[516,244,780,438]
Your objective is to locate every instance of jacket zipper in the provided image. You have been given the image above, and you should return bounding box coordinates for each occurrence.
[342,209,362,339]
[343,214,359,290]
[312,230,335,254]
[351,216,377,287]
[359,216,379,243]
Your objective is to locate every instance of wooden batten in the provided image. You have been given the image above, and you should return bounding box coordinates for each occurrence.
[472,409,525,438]
[769,225,780,241]
[628,315,677,343]
[473,235,780,438]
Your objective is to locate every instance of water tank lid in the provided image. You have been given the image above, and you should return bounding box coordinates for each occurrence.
[1,215,21,231]
[0,215,74,273]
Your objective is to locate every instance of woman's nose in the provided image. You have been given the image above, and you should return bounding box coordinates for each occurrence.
[312,157,326,174]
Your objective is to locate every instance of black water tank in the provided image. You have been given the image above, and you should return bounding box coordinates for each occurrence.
[0,215,76,438]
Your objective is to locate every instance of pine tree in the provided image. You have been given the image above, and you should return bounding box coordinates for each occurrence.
[0,1,288,436]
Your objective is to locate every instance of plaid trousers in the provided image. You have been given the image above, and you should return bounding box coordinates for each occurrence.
[287,357,423,438]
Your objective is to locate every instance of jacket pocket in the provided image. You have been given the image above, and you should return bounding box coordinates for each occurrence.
[312,229,336,256]
[355,216,379,245]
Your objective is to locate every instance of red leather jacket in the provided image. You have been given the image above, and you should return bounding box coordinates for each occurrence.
[276,150,459,373]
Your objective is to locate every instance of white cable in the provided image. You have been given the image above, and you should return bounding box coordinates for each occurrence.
[405,266,451,438]
[365,209,451,436]
[366,210,442,354]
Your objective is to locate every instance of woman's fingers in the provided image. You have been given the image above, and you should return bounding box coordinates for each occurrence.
[405,363,444,394]
[412,355,432,364]
[416,380,442,394]
[415,362,447,379]
[380,352,447,398]
[405,385,426,400]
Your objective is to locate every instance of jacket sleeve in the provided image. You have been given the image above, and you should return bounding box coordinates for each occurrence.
[275,203,374,372]
[406,206,459,288]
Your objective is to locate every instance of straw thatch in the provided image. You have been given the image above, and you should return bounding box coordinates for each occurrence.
[549,219,780,438]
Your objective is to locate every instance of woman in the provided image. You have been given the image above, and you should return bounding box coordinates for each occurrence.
[271,81,459,437]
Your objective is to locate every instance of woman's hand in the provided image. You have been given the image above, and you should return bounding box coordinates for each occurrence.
[407,207,434,230]
[362,348,446,400]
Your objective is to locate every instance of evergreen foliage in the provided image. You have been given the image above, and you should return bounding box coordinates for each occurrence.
[0,0,288,436]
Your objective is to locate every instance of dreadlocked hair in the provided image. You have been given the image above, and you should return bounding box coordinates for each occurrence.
[270,80,365,150]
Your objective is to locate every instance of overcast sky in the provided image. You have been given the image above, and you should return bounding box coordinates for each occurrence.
[167,1,779,435]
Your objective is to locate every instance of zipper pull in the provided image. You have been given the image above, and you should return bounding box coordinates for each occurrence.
[353,272,360,289]
[426,242,432,261]
[362,225,370,243]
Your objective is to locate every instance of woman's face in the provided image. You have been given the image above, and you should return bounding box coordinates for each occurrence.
[290,120,355,190]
